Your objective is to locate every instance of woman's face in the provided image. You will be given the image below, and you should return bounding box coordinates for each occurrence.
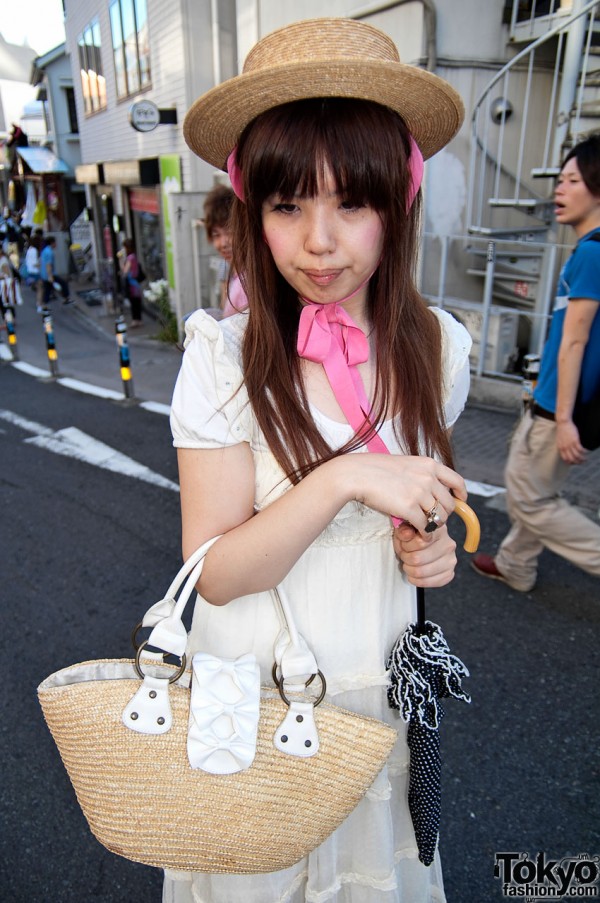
[261,164,384,312]
[555,157,600,237]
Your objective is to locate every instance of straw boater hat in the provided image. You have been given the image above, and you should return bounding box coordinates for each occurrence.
[184,17,464,170]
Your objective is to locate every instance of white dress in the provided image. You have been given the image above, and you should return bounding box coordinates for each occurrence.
[166,308,471,903]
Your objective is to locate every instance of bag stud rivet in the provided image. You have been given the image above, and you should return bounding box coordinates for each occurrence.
[130,712,138,720]
[281,735,288,743]
[296,715,304,723]
[149,690,157,699]
[157,717,165,725]
[305,740,312,748]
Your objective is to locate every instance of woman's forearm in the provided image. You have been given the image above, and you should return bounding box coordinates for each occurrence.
[196,456,352,604]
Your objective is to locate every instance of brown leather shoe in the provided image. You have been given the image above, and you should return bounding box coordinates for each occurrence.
[471,553,534,592]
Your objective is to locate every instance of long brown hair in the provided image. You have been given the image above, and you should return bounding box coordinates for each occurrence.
[232,98,453,482]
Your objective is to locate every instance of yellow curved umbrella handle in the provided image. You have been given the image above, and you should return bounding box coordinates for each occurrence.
[453,499,481,553]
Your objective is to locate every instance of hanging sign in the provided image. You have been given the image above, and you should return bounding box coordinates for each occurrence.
[129,100,160,133]
[129,101,178,133]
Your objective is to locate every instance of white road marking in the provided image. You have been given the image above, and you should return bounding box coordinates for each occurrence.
[465,478,505,497]
[0,409,179,492]
[11,361,50,378]
[57,377,124,400]
[8,359,171,414]
[140,401,171,416]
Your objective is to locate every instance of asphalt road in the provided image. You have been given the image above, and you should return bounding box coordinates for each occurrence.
[1,326,599,901]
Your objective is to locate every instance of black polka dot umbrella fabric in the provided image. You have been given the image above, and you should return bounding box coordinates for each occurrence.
[386,605,470,867]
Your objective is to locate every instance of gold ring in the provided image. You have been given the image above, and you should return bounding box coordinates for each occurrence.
[424,501,442,533]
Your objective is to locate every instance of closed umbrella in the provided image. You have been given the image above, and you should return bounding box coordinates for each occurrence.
[387,500,480,866]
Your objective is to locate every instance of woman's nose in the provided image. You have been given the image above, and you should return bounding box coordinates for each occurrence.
[304,209,335,254]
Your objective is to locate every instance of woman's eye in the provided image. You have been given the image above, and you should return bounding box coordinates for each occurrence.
[274,203,297,214]
[340,200,364,211]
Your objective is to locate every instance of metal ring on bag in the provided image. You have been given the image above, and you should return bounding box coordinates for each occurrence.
[271,662,316,690]
[277,669,327,708]
[131,621,144,652]
[134,640,187,683]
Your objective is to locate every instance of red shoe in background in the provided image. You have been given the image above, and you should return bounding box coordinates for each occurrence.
[471,553,535,593]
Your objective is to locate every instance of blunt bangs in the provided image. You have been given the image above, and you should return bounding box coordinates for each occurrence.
[238,98,413,212]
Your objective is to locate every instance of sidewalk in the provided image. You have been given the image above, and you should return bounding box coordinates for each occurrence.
[5,276,600,517]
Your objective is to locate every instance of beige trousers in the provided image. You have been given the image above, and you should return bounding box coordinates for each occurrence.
[495,410,600,590]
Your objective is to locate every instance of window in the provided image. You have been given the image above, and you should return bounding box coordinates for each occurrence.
[77,19,106,115]
[65,87,79,134]
[110,0,151,100]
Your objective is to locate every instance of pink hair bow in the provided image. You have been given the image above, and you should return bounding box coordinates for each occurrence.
[227,148,245,201]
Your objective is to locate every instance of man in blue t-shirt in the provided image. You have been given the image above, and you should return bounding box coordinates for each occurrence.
[472,134,600,592]
[40,236,72,307]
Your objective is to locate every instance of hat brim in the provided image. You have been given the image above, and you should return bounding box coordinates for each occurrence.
[184,60,465,169]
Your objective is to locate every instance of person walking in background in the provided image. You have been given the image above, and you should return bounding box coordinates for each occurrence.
[40,236,72,307]
[23,234,43,311]
[472,133,600,592]
[167,17,471,903]
[202,184,247,318]
[120,238,143,327]
[0,247,23,320]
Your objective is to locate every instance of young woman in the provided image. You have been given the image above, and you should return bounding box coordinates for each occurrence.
[168,18,471,903]
[121,238,143,326]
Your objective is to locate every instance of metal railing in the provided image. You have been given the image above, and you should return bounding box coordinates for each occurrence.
[419,231,572,379]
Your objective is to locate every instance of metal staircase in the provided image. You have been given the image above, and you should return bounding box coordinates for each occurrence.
[458,0,600,371]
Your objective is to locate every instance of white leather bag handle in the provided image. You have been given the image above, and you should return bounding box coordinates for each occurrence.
[126,537,324,758]
[137,536,319,683]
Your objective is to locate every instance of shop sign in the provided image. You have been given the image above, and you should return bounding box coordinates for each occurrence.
[159,155,182,289]
[129,100,160,133]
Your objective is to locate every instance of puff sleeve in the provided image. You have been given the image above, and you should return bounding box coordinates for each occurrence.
[431,307,472,428]
[170,310,251,448]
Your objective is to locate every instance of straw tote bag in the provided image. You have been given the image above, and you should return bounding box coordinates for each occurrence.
[38,537,397,874]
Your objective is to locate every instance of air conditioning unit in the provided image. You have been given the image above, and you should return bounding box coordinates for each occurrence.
[443,300,520,374]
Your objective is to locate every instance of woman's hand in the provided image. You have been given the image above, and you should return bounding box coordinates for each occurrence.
[392,522,457,588]
[340,453,467,538]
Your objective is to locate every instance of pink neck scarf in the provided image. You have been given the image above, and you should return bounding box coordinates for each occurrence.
[297,297,402,527]
[297,297,389,454]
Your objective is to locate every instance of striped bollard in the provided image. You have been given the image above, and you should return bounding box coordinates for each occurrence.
[115,316,135,399]
[42,309,59,377]
[3,308,18,360]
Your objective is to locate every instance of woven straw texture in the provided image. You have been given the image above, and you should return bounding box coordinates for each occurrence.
[183,17,464,169]
[38,659,397,873]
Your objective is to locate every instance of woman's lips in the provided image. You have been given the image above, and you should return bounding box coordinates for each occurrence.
[303,269,342,286]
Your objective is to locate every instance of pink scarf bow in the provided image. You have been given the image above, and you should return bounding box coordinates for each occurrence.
[297,301,402,527]
[297,302,388,454]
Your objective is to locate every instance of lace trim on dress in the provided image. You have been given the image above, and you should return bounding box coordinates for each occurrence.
[304,867,399,901]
